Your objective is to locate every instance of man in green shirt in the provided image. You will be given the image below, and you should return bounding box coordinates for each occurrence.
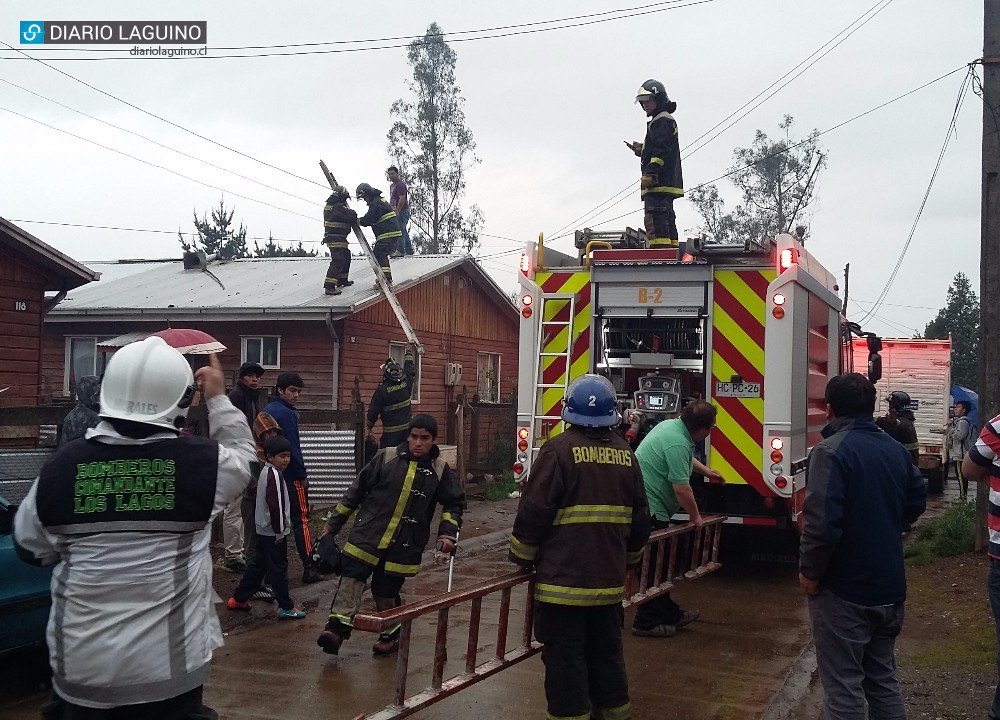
[633,400,722,637]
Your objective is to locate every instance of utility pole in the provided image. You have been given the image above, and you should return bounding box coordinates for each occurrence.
[977,2,1000,551]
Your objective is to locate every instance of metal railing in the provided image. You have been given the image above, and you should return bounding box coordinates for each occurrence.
[352,516,724,719]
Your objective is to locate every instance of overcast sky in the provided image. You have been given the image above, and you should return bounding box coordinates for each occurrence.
[0,1,984,339]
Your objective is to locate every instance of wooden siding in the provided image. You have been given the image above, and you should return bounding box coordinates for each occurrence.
[352,267,518,342]
[0,246,49,407]
[43,321,338,410]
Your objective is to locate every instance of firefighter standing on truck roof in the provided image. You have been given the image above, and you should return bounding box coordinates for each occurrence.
[356,182,402,289]
[510,374,651,720]
[625,79,684,248]
[367,349,417,449]
[876,390,920,465]
[322,185,357,295]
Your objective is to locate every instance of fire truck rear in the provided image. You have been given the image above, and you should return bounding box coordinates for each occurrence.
[514,231,845,529]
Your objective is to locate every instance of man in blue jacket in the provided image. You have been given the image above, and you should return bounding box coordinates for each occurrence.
[263,372,321,583]
[799,373,926,720]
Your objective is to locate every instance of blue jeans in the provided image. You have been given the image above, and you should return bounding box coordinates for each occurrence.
[808,588,906,720]
[396,206,413,255]
[989,558,1000,719]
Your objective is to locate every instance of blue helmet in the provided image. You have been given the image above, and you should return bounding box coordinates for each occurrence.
[562,374,620,427]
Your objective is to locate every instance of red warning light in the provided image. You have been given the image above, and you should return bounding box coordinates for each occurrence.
[779,248,797,270]
[517,427,530,440]
[519,253,531,275]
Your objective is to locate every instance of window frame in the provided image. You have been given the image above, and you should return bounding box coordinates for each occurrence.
[241,335,281,369]
[388,341,420,403]
[477,352,502,403]
[63,336,113,396]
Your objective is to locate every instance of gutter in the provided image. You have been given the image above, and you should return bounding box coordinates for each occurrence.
[326,309,340,409]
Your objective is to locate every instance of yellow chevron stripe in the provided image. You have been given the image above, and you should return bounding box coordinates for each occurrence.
[709,445,745,487]
[716,270,766,320]
[712,304,764,375]
[714,402,764,472]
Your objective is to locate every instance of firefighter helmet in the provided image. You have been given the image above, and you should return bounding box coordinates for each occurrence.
[635,79,669,104]
[887,390,912,411]
[562,374,620,427]
[330,185,350,202]
[355,183,380,200]
[99,336,196,431]
[381,358,404,381]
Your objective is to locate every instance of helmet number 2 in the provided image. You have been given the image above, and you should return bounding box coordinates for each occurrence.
[588,395,597,407]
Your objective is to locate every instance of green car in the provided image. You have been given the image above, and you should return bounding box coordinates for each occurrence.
[0,496,52,654]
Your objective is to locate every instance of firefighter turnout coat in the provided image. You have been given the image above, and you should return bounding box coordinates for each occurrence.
[367,352,417,447]
[327,443,464,577]
[509,425,651,606]
[640,111,684,201]
[359,198,402,245]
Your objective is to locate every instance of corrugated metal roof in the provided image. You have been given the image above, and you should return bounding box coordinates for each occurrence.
[48,254,470,320]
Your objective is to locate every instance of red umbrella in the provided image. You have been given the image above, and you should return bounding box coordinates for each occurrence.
[150,328,226,355]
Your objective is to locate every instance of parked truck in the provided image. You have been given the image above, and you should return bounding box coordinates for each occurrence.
[851,337,951,489]
[514,231,847,530]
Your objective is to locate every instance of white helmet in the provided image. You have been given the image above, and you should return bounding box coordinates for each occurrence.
[100,336,196,431]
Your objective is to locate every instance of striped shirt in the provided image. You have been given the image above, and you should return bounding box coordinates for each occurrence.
[967,414,1000,558]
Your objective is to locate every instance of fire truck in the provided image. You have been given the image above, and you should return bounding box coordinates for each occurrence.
[514,230,846,529]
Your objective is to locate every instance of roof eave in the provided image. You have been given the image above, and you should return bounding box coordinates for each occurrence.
[0,217,100,289]
[45,307,349,323]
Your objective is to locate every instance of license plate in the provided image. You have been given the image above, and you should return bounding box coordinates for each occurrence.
[715,381,761,398]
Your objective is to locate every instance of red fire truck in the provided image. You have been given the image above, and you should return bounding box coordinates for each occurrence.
[514,231,847,529]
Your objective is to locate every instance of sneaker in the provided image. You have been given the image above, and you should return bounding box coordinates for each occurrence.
[226,597,252,612]
[675,609,700,628]
[324,287,342,295]
[302,568,323,584]
[372,635,400,655]
[631,624,676,638]
[317,629,345,655]
[278,607,307,620]
[251,587,275,602]
[218,555,246,573]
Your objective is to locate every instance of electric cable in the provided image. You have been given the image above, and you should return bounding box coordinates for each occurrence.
[0,104,318,222]
[0,39,331,190]
[0,1,714,61]
[0,77,320,207]
[854,65,974,326]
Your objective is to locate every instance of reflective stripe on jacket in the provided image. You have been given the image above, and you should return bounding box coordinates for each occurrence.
[640,110,684,200]
[326,444,464,576]
[359,198,402,243]
[509,426,650,606]
[324,197,357,248]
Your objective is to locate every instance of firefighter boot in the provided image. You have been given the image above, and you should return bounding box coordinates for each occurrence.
[372,596,402,656]
[316,577,365,655]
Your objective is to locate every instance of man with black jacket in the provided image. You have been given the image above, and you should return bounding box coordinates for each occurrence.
[799,373,926,720]
[316,414,463,656]
[322,185,357,295]
[367,350,416,449]
[356,183,402,288]
[510,374,650,720]
[625,79,684,248]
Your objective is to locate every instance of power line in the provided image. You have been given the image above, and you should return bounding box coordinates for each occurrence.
[682,0,895,158]
[854,65,975,326]
[0,1,713,61]
[0,105,319,222]
[547,0,895,239]
[0,77,320,207]
[550,64,968,241]
[0,39,330,190]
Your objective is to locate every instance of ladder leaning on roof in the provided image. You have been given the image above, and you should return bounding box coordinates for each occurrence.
[319,160,424,356]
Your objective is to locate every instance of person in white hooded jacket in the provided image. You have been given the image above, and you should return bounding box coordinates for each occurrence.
[13,337,255,720]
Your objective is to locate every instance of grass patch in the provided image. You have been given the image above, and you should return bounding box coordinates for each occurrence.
[483,471,518,501]
[909,633,996,669]
[905,502,976,566]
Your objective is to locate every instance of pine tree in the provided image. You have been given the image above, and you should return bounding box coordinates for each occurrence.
[924,272,980,391]
[178,198,249,260]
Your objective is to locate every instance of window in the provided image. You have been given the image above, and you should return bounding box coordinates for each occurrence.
[388,342,420,403]
[477,352,501,403]
[64,337,113,395]
[242,336,280,368]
